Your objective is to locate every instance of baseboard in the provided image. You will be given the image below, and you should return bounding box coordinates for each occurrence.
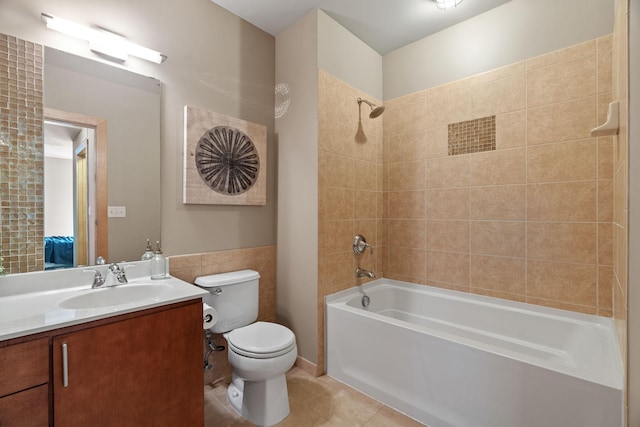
[294,356,319,377]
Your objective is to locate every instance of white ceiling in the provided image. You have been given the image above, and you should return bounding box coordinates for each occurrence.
[210,0,511,54]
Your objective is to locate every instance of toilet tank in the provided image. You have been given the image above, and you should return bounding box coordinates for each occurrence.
[195,269,260,333]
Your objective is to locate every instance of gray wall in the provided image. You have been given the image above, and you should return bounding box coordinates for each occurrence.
[0,0,276,257]
[317,10,383,100]
[275,10,319,364]
[383,0,615,99]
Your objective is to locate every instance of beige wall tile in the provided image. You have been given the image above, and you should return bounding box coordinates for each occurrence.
[426,155,470,189]
[598,137,614,179]
[352,132,378,164]
[470,74,526,118]
[323,187,354,220]
[597,93,613,125]
[352,159,377,191]
[426,220,469,252]
[169,254,202,270]
[353,190,378,219]
[383,100,426,140]
[324,220,354,255]
[527,181,597,221]
[598,222,613,266]
[597,34,613,52]
[319,252,354,294]
[470,221,525,257]
[319,151,352,189]
[527,260,597,307]
[386,130,426,163]
[526,40,595,71]
[599,266,613,312]
[424,85,471,127]
[527,56,596,107]
[527,139,597,183]
[354,219,378,247]
[169,267,202,284]
[426,188,469,220]
[426,251,469,286]
[388,219,426,249]
[598,179,613,222]
[201,250,253,274]
[387,247,426,280]
[388,190,425,219]
[388,161,425,191]
[319,120,355,157]
[527,222,597,264]
[598,49,612,94]
[496,111,526,149]
[470,185,526,220]
[470,255,525,295]
[527,97,596,145]
[424,126,448,159]
[470,148,525,186]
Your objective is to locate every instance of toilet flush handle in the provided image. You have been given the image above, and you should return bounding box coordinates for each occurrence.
[213,288,222,295]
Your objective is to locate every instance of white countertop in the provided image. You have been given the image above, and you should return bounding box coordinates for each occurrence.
[0,261,207,341]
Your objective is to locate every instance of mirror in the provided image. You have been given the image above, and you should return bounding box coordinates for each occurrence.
[1,45,162,273]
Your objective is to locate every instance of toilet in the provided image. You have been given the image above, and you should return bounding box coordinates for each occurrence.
[195,270,297,427]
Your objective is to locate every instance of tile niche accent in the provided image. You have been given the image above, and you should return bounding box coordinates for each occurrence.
[448,115,496,156]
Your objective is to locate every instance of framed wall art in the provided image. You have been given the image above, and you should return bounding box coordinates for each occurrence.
[183,105,266,205]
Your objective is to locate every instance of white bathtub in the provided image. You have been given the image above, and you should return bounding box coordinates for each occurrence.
[325,279,623,427]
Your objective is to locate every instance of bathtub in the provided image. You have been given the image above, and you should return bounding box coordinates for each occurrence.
[325,279,623,427]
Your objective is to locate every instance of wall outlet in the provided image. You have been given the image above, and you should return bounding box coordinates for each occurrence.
[107,206,126,218]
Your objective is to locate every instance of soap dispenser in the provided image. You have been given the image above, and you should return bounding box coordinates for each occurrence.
[150,241,167,280]
[141,239,154,260]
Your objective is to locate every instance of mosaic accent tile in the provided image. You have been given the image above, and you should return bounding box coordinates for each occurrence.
[0,33,44,273]
[448,116,496,156]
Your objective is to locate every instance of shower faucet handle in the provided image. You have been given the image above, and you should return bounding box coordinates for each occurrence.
[353,234,374,255]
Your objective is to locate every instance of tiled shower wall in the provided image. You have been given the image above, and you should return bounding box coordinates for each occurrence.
[0,34,45,273]
[317,69,383,374]
[382,36,614,316]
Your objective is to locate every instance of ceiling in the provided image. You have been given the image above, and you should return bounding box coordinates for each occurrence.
[210,0,511,54]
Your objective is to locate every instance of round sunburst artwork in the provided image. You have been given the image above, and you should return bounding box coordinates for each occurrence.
[195,126,260,195]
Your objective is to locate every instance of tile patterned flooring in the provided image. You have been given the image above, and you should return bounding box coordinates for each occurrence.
[204,367,425,426]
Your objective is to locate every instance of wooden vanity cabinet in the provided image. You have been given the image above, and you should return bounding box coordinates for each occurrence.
[0,338,49,427]
[52,301,204,426]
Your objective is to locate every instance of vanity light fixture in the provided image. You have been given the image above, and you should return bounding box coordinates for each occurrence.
[41,13,167,64]
[434,0,463,9]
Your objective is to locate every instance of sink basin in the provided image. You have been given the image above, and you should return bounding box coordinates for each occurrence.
[59,283,173,309]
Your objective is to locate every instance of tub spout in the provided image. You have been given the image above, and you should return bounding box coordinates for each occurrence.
[356,268,376,279]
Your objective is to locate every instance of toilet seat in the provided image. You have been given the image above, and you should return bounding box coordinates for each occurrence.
[227,321,296,359]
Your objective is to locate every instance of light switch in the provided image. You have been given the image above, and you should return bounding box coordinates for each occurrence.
[107,206,126,217]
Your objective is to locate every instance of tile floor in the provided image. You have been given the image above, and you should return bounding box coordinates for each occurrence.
[204,367,426,426]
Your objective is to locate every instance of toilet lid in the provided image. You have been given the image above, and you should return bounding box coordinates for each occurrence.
[227,321,296,357]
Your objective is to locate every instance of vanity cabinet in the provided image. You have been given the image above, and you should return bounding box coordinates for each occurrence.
[52,301,204,426]
[0,338,49,427]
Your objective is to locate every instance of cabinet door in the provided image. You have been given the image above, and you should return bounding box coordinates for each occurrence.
[52,302,204,427]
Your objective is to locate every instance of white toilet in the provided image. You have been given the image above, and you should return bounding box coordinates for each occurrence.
[195,270,297,427]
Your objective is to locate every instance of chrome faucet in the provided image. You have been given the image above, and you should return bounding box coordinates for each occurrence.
[356,268,376,279]
[84,269,106,288]
[108,263,128,285]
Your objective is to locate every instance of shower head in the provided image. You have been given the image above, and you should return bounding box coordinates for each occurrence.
[357,97,385,119]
